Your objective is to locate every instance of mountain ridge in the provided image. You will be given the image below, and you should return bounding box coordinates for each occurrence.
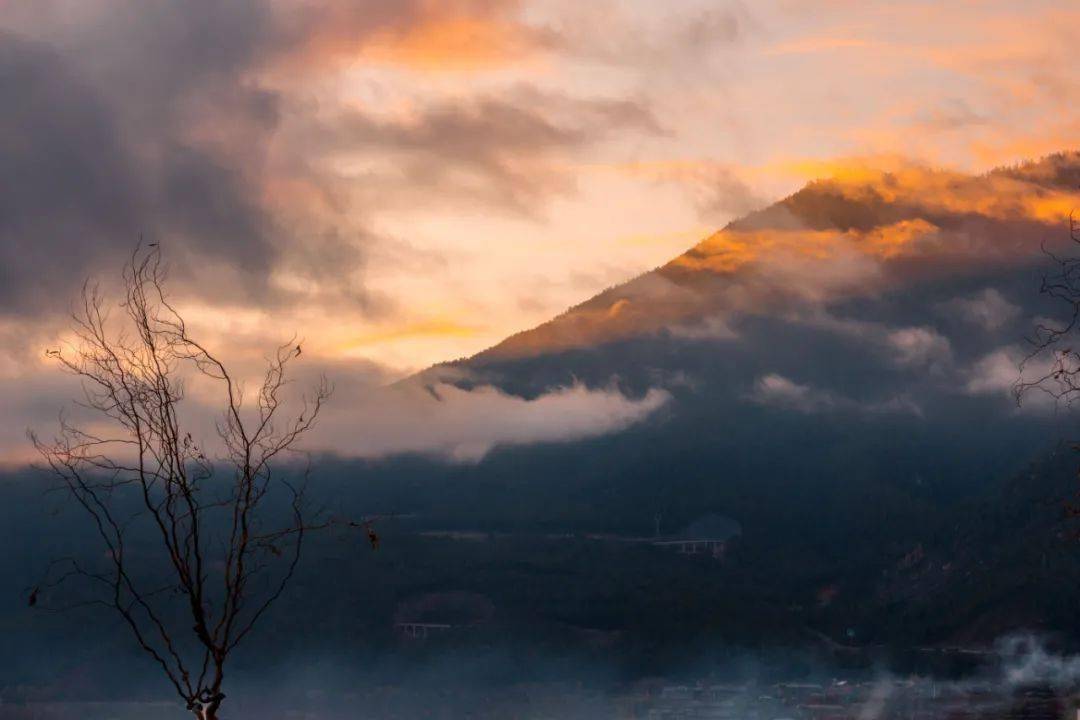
[400,152,1080,385]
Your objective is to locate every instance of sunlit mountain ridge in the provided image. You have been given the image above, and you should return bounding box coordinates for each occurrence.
[453,151,1080,364]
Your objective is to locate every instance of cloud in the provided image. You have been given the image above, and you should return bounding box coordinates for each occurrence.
[668,316,739,341]
[0,369,88,466]
[686,166,768,221]
[793,312,956,376]
[540,2,751,68]
[12,338,668,465]
[939,288,1022,331]
[807,159,1080,227]
[964,345,1058,411]
[313,381,670,462]
[258,0,570,74]
[885,327,952,371]
[914,98,989,131]
[0,3,364,317]
[310,0,551,71]
[622,160,767,223]
[3,0,1079,440]
[746,374,920,416]
[0,31,146,314]
[308,86,663,216]
[999,635,1080,688]
[964,347,1022,396]
[463,155,1080,364]
[748,374,837,413]
[763,36,872,56]
[0,0,666,328]
[269,0,753,76]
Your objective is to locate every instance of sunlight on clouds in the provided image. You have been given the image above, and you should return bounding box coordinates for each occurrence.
[269,0,551,75]
[669,220,943,276]
[614,227,717,249]
[266,1,1079,377]
[334,320,483,368]
[2,0,1079,464]
[762,36,872,56]
[761,159,1080,226]
[357,16,542,71]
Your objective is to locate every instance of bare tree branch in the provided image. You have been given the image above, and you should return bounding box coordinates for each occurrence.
[1018,213,1080,407]
[30,245,367,720]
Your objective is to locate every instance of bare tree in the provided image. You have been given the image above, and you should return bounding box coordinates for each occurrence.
[30,247,366,720]
[1015,212,1080,521]
[1018,213,1080,406]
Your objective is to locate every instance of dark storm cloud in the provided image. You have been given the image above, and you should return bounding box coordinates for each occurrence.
[0,1,291,315]
[0,32,142,313]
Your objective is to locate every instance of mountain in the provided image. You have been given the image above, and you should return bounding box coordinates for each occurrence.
[462,152,1080,367]
[875,446,1080,646]
[395,153,1080,521]
[6,153,1080,700]
[371,150,1080,642]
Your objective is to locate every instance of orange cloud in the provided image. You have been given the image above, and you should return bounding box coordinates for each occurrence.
[967,121,1080,171]
[358,15,541,70]
[283,0,548,73]
[768,156,1080,225]
[668,219,941,276]
[762,36,873,56]
[831,165,1079,225]
[615,227,716,248]
[338,320,481,354]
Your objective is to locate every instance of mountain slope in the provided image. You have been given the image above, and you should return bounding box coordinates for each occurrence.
[372,151,1080,647]
[457,152,1080,367]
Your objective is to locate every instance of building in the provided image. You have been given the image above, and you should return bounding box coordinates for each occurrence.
[652,514,742,559]
[394,622,452,641]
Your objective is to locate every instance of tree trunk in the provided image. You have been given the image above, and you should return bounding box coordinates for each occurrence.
[204,691,224,720]
[193,697,222,720]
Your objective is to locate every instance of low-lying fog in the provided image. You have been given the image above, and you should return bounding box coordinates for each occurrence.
[3,634,1079,719]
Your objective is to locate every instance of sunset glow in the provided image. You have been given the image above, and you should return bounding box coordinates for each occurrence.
[10,4,1080,716]
[0,0,1077,461]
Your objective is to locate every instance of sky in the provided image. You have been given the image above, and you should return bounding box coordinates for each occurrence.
[1,0,1078,463]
